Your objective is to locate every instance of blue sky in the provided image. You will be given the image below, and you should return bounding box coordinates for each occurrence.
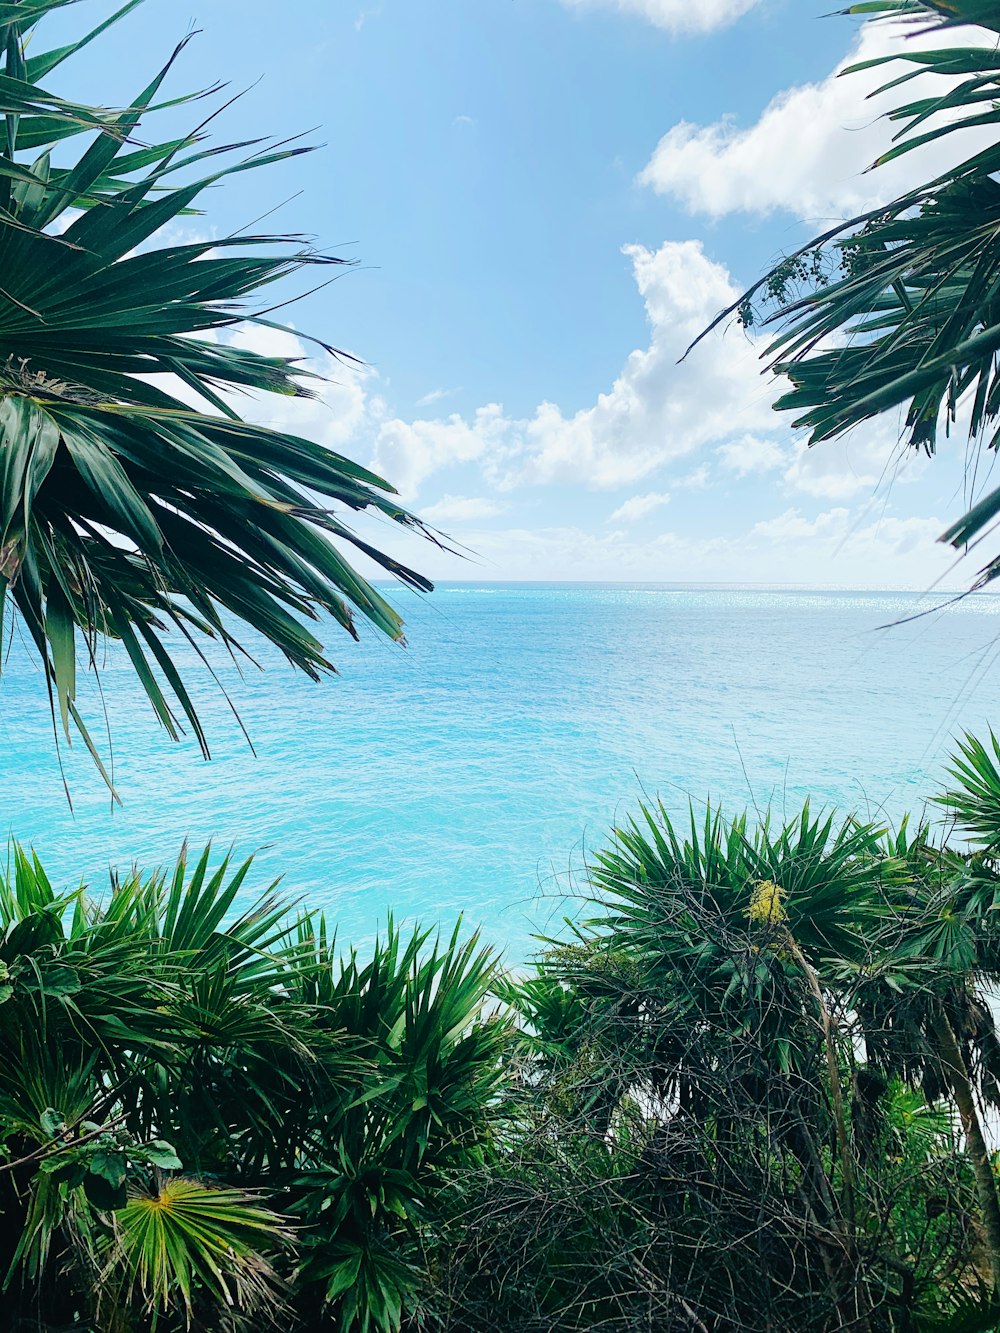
[45,0,992,587]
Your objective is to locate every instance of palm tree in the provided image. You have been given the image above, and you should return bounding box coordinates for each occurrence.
[0,845,508,1330]
[540,800,911,1325]
[855,739,1000,1296]
[453,796,993,1328]
[0,0,436,785]
[688,0,1000,592]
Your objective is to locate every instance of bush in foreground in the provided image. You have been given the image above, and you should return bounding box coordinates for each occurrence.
[10,737,1000,1329]
[0,848,506,1331]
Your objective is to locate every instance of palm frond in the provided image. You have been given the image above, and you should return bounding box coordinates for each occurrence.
[0,1,437,785]
[939,730,1000,854]
[112,1177,291,1326]
[690,1,1000,592]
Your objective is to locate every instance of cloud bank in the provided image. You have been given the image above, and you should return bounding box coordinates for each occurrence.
[639,19,994,218]
[560,0,761,35]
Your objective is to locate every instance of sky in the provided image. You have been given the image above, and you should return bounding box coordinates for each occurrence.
[43,0,999,588]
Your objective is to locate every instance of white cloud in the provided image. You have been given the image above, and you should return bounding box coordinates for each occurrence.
[717,434,788,478]
[751,507,854,543]
[169,310,930,522]
[224,324,376,449]
[416,387,457,408]
[715,417,931,501]
[521,241,774,487]
[421,494,506,523]
[153,253,960,592]
[676,464,710,490]
[371,404,512,500]
[749,506,947,571]
[608,491,671,523]
[373,241,775,498]
[188,258,944,596]
[358,503,956,588]
[782,417,929,501]
[560,0,761,35]
[639,19,994,219]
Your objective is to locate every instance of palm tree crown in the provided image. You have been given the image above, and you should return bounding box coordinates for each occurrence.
[689,1,1000,594]
[0,0,435,784]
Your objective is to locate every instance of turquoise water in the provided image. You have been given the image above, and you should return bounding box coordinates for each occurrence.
[1,583,998,961]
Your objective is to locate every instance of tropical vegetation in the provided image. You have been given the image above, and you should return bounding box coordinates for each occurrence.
[0,844,507,1331]
[0,0,434,788]
[5,1,1000,1331]
[8,739,1000,1329]
[690,0,1000,595]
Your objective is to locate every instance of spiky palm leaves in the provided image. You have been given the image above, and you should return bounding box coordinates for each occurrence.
[0,0,434,781]
[470,802,981,1327]
[690,1,1000,591]
[0,846,507,1331]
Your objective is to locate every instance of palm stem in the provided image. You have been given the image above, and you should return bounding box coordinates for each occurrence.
[931,1005,1000,1292]
[788,938,857,1229]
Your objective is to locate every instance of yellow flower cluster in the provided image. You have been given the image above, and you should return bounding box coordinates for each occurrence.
[747,879,787,926]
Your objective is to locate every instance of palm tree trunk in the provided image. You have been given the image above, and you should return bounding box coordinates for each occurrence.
[931,1006,1000,1291]
[787,939,856,1226]
[786,939,870,1327]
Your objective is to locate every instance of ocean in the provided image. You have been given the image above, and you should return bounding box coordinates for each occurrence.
[1,583,998,963]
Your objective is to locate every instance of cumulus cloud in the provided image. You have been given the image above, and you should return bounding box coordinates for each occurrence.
[206,258,941,591]
[363,236,937,540]
[421,494,506,522]
[372,241,774,499]
[716,434,788,478]
[608,491,671,523]
[560,0,761,35]
[371,404,513,500]
[638,18,994,219]
[221,324,376,449]
[166,254,955,590]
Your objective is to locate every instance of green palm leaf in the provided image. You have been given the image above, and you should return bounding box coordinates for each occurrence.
[690,1,1000,594]
[112,1177,291,1325]
[0,1,436,786]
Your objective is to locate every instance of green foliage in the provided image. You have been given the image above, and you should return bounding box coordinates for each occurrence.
[0,0,436,785]
[940,730,1000,855]
[112,1179,291,1327]
[10,739,1000,1327]
[432,741,1000,1329]
[288,921,508,1332]
[0,845,507,1332]
[694,1,1000,592]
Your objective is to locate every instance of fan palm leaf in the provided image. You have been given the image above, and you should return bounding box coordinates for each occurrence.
[111,1177,292,1326]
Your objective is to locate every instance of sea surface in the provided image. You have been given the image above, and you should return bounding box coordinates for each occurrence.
[1,583,998,963]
